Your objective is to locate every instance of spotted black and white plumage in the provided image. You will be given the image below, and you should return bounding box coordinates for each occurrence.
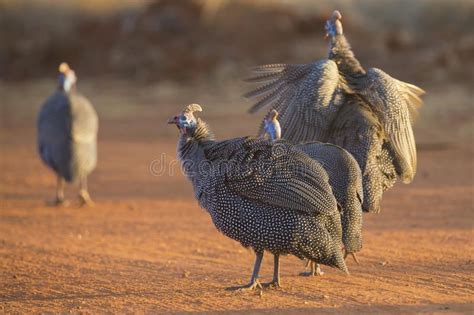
[245,10,424,213]
[263,111,362,255]
[37,63,98,205]
[169,104,348,288]
[296,143,363,254]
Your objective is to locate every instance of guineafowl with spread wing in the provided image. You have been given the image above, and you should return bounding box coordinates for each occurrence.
[246,11,424,213]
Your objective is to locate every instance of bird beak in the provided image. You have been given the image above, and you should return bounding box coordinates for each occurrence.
[167,116,177,124]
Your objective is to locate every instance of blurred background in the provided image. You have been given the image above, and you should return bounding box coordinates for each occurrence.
[1,0,473,145]
[1,0,474,236]
[1,0,474,204]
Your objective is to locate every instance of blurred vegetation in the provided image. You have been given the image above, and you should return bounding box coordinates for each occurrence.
[0,0,473,147]
[1,0,473,87]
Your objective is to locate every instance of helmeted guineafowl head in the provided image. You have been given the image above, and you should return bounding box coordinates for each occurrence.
[168,103,203,136]
[58,62,77,92]
[325,10,343,38]
[263,109,281,140]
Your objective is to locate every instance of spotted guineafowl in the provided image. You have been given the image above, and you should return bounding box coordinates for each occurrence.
[37,63,98,206]
[245,10,424,213]
[168,104,348,289]
[263,110,363,276]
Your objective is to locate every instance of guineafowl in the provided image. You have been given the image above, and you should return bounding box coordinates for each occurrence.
[37,63,98,206]
[245,10,424,213]
[168,104,348,289]
[263,110,363,276]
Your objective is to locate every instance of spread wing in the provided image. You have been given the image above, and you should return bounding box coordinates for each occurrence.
[204,137,338,216]
[358,68,425,183]
[245,60,345,142]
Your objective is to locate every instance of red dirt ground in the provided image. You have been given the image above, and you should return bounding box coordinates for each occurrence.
[0,81,473,313]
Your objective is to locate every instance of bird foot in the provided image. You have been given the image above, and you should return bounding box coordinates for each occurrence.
[262,280,281,289]
[299,266,324,277]
[315,266,325,276]
[78,191,95,207]
[299,270,324,277]
[232,280,262,292]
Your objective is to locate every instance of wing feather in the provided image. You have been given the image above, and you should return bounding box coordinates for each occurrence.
[243,71,282,83]
[204,138,338,216]
[245,60,344,142]
[360,68,424,183]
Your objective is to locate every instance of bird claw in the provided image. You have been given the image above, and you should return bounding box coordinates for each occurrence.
[234,280,262,292]
[78,192,95,207]
[315,265,325,276]
[262,280,281,289]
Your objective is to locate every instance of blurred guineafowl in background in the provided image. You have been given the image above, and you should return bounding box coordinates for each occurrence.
[263,109,363,276]
[37,63,98,206]
[245,10,425,213]
[168,103,347,289]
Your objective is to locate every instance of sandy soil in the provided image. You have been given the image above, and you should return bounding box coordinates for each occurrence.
[0,81,473,313]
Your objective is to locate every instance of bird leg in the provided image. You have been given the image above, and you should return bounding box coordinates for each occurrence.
[344,250,360,265]
[313,262,325,276]
[300,261,324,277]
[263,254,281,288]
[78,176,94,207]
[54,175,68,206]
[236,251,263,291]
